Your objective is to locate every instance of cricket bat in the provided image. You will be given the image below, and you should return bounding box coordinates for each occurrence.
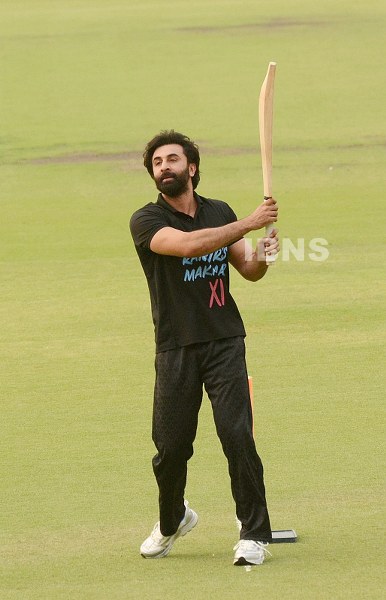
[246,373,298,544]
[259,61,277,265]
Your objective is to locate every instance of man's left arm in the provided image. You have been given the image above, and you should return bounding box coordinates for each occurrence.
[228,229,280,282]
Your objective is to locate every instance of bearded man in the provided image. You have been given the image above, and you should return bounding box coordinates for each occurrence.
[130,130,279,566]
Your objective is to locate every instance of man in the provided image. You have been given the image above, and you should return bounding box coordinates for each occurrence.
[130,130,279,566]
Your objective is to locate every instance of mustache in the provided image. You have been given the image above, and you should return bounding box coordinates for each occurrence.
[160,172,176,182]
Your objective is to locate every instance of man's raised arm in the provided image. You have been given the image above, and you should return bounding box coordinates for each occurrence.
[150,197,278,257]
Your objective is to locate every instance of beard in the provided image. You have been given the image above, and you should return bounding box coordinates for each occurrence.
[155,166,191,197]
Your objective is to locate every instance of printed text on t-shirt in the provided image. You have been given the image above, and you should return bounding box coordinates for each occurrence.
[182,247,228,282]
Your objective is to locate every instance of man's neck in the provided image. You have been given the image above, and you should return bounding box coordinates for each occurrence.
[161,189,197,217]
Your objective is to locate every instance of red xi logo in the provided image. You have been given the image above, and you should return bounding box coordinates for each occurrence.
[209,278,225,308]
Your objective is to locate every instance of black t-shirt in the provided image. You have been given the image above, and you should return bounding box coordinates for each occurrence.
[130,193,246,351]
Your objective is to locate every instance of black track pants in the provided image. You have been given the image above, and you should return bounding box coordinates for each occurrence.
[152,336,272,542]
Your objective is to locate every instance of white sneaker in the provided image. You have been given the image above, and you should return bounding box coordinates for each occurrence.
[140,501,198,559]
[233,539,271,566]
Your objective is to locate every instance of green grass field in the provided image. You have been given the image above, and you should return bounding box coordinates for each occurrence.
[1,1,385,598]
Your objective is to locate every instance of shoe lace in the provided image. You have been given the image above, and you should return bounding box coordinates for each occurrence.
[150,522,167,543]
[234,539,272,557]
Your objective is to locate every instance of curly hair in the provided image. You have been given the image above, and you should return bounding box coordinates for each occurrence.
[143,130,201,190]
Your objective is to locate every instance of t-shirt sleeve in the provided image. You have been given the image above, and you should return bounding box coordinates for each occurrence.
[130,206,168,249]
[222,202,241,244]
[226,204,238,223]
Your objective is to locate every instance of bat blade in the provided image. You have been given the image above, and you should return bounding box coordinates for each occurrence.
[259,61,277,264]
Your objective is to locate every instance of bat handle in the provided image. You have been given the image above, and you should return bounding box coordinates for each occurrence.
[264,196,277,265]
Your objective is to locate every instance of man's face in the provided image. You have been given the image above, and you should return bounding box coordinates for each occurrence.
[152,144,196,197]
